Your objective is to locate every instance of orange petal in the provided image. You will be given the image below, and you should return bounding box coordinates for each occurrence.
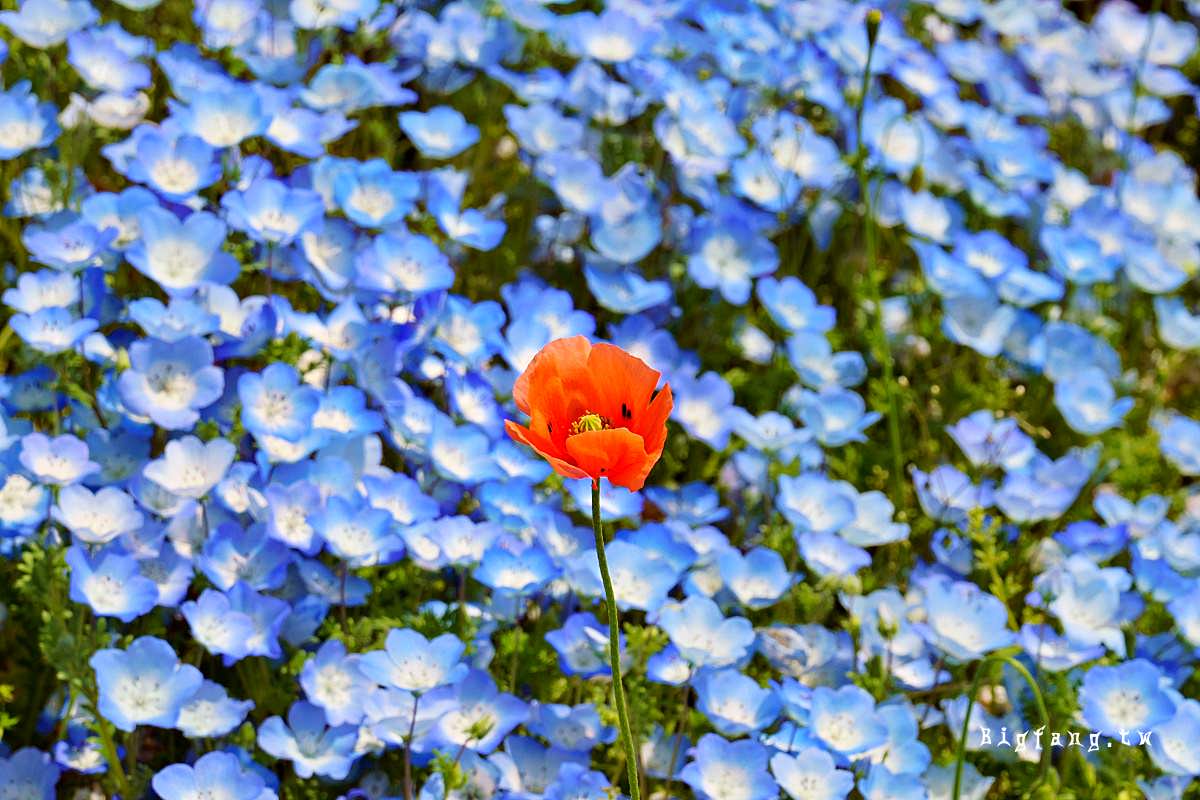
[505,420,589,481]
[512,336,591,415]
[586,343,662,423]
[638,382,674,458]
[564,428,653,491]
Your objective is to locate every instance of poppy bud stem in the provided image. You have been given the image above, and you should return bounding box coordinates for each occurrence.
[591,479,642,800]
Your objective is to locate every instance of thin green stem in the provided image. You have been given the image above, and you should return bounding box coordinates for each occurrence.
[403,694,420,800]
[853,12,906,506]
[591,480,641,800]
[952,653,1051,800]
[91,703,130,797]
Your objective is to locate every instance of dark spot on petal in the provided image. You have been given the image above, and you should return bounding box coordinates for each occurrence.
[621,403,632,420]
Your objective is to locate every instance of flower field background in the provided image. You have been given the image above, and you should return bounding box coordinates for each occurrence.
[1,0,1200,797]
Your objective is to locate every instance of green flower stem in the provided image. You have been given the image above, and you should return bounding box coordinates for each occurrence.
[92,702,130,797]
[853,10,907,506]
[591,480,642,800]
[953,653,1051,800]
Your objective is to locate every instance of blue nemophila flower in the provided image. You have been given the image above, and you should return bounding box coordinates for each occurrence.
[757,277,836,335]
[680,734,778,800]
[118,336,224,430]
[947,410,1036,471]
[20,433,100,486]
[66,544,158,623]
[778,473,856,535]
[89,636,203,732]
[122,129,222,202]
[433,296,506,365]
[359,629,468,695]
[1148,699,1200,777]
[1040,224,1120,286]
[22,216,116,272]
[362,472,439,527]
[669,371,734,450]
[994,447,1098,523]
[426,169,506,251]
[1152,412,1200,475]
[910,464,990,524]
[10,308,98,355]
[181,588,259,662]
[176,681,254,739]
[238,363,320,442]
[143,435,236,498]
[786,333,866,390]
[399,107,480,159]
[1055,517,1130,563]
[658,596,755,669]
[313,495,401,567]
[687,209,778,305]
[52,724,106,775]
[941,293,1020,357]
[0,0,96,47]
[80,186,158,249]
[859,765,927,800]
[128,296,221,341]
[1019,624,1105,673]
[221,178,324,245]
[718,546,792,609]
[872,703,930,775]
[427,669,529,755]
[170,84,270,148]
[1054,366,1133,435]
[794,388,881,447]
[152,750,266,800]
[223,582,290,661]
[428,420,503,484]
[527,702,615,753]
[405,516,502,570]
[51,484,142,545]
[258,701,358,780]
[842,491,909,546]
[1080,659,1176,738]
[0,81,59,158]
[545,612,615,679]
[0,472,48,532]
[799,532,871,579]
[918,576,1016,661]
[299,57,415,114]
[694,668,781,736]
[1155,295,1200,350]
[355,229,454,297]
[0,747,59,799]
[503,102,583,157]
[299,639,372,726]
[474,538,557,595]
[311,386,383,440]
[559,8,656,63]
[3,270,79,314]
[770,747,855,800]
[568,539,678,613]
[584,263,672,315]
[808,684,889,758]
[289,0,376,29]
[1042,557,1131,653]
[332,159,420,228]
[67,29,151,94]
[501,735,588,795]
[127,206,238,295]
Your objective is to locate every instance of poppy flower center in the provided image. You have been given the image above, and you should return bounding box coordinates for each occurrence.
[570,412,612,436]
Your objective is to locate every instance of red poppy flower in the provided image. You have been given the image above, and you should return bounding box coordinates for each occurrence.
[505,336,673,492]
